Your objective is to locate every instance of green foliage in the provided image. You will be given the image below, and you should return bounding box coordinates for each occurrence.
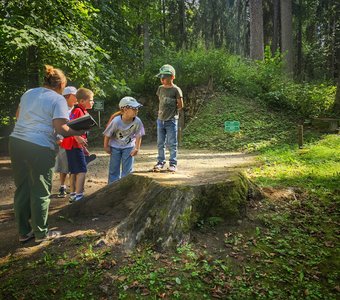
[131,48,336,119]
[0,0,337,125]
[0,0,129,123]
[262,80,336,118]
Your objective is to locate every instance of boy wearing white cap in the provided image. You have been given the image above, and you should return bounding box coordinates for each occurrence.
[55,86,78,197]
[103,96,145,183]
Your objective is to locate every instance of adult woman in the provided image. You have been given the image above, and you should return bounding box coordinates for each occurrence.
[9,65,84,243]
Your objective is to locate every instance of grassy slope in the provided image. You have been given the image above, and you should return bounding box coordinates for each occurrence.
[182,93,299,152]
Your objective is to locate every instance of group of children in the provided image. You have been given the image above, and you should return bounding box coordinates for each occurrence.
[57,64,183,202]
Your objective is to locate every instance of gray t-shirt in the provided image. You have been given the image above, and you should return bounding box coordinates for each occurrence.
[103,116,145,149]
[11,87,69,150]
[156,84,183,121]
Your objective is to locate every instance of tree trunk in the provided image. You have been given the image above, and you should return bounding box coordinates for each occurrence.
[280,0,294,76]
[271,0,280,55]
[177,0,187,49]
[331,0,339,115]
[333,77,340,116]
[61,173,263,250]
[237,0,243,55]
[143,20,151,67]
[249,0,264,60]
[333,39,340,115]
[201,0,211,49]
[162,0,166,41]
[329,9,336,79]
[296,0,303,80]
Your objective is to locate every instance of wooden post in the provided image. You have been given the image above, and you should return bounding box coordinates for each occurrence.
[178,110,185,146]
[298,125,303,149]
[98,111,101,128]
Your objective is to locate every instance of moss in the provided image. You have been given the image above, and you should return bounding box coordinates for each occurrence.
[178,207,194,233]
[192,172,250,221]
[158,208,168,220]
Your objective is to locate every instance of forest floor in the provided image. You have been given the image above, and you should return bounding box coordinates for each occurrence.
[0,143,255,258]
[0,135,340,300]
[1,139,338,299]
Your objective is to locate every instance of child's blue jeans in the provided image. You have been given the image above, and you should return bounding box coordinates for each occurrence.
[157,118,178,166]
[108,146,134,183]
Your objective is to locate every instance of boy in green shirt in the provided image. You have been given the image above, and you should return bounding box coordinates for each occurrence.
[153,64,184,172]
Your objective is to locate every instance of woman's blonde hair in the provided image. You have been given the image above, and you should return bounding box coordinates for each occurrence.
[43,65,66,89]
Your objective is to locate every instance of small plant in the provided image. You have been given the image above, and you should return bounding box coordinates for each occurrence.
[206,216,224,227]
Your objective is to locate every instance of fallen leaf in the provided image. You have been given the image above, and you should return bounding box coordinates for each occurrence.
[141,288,150,296]
[212,293,222,299]
[324,241,334,247]
[117,276,127,282]
[100,260,113,269]
[153,253,161,260]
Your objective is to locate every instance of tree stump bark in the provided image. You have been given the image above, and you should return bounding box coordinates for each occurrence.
[61,172,262,250]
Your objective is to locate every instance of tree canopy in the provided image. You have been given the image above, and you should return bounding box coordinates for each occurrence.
[0,0,339,124]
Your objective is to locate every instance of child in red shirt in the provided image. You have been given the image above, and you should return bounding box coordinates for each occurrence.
[62,88,94,202]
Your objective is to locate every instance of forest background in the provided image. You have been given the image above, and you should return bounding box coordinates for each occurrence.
[0,0,339,131]
[0,1,339,299]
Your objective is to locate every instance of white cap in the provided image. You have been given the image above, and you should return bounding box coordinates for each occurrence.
[62,86,77,96]
[119,96,143,109]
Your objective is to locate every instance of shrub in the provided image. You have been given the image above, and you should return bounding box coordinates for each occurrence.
[128,48,336,118]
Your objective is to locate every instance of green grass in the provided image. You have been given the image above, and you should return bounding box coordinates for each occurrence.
[0,238,108,300]
[182,94,299,152]
[243,134,340,299]
[250,134,340,193]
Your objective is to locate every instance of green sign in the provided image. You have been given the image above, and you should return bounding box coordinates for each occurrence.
[93,99,104,111]
[224,121,240,133]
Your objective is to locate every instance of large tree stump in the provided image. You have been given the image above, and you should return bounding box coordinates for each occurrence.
[61,172,262,249]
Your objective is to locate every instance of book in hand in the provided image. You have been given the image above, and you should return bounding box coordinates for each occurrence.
[67,114,98,130]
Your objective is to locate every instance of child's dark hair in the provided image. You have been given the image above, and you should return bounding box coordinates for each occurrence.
[43,65,66,89]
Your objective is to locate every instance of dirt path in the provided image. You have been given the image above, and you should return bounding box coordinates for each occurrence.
[0,144,255,258]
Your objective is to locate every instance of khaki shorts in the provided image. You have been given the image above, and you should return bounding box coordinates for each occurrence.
[54,147,69,173]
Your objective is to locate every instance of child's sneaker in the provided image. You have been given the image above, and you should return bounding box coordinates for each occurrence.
[57,186,67,198]
[35,230,61,243]
[168,165,177,172]
[69,193,84,203]
[85,154,97,165]
[19,231,34,243]
[153,162,165,172]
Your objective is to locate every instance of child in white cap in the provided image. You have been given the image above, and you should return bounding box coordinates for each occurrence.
[55,86,78,198]
[103,96,145,183]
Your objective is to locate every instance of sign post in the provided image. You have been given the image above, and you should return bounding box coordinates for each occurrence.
[93,100,104,127]
[224,121,240,133]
